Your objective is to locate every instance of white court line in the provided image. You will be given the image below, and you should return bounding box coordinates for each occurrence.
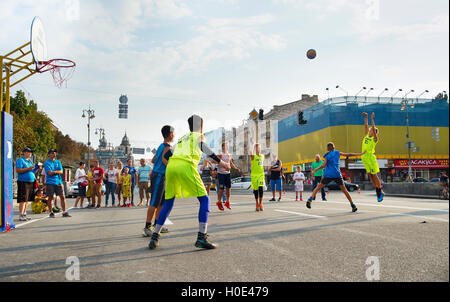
[274,209,327,219]
[14,207,75,228]
[324,201,449,213]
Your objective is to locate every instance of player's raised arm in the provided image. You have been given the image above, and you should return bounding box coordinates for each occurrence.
[371,112,379,142]
[362,112,369,135]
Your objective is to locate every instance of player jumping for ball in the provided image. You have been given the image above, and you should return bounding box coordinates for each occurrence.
[362,112,384,202]
[306,142,365,212]
[148,115,230,250]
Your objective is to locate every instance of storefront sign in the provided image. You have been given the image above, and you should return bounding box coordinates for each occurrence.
[394,159,449,169]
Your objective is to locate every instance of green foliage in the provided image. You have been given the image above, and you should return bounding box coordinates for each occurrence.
[9,90,87,166]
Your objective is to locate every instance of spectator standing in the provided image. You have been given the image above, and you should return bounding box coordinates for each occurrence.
[105,162,119,207]
[293,166,306,201]
[91,160,104,208]
[115,161,124,206]
[311,154,326,201]
[269,155,283,202]
[122,167,132,207]
[15,147,39,221]
[123,159,137,206]
[44,149,70,218]
[137,158,152,207]
[74,162,88,208]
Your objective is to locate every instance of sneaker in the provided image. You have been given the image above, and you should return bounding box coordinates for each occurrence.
[52,207,61,213]
[160,226,169,234]
[19,215,27,221]
[142,226,154,237]
[25,215,32,221]
[148,233,160,250]
[377,191,384,203]
[322,198,327,202]
[256,205,260,212]
[269,198,276,202]
[278,197,281,202]
[216,201,224,211]
[352,205,358,213]
[224,202,231,210]
[259,203,264,211]
[300,198,303,201]
[49,212,55,218]
[127,203,132,208]
[194,232,217,249]
[62,212,72,218]
[306,197,313,209]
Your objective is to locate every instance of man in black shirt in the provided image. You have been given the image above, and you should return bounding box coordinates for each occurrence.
[269,155,283,202]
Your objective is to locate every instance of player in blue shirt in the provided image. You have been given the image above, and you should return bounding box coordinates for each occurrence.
[142,125,175,237]
[15,147,40,221]
[306,142,365,212]
[44,149,71,218]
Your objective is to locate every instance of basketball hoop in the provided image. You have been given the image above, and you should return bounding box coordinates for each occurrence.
[37,58,76,88]
[30,17,76,88]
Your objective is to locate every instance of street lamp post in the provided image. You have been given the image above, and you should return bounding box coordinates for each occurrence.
[82,105,95,169]
[401,90,415,182]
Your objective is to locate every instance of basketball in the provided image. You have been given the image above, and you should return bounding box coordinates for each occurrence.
[307,49,317,59]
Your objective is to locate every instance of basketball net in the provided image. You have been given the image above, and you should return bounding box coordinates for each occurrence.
[37,58,76,88]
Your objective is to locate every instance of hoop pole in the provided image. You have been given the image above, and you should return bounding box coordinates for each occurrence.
[3,42,30,58]
[5,63,10,113]
[10,61,35,78]
[11,69,36,88]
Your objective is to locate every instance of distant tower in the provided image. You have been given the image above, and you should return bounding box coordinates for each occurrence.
[119,95,128,119]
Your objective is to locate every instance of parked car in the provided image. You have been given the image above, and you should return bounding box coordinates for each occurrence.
[430,178,440,183]
[413,177,429,183]
[67,181,79,198]
[325,180,359,192]
[231,177,267,191]
[67,181,105,198]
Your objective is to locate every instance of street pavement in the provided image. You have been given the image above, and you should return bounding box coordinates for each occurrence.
[0,190,448,282]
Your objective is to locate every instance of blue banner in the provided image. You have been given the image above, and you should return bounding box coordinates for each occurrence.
[1,112,14,232]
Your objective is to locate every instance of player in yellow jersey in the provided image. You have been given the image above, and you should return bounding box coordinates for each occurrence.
[251,144,265,212]
[148,115,230,250]
[362,112,384,202]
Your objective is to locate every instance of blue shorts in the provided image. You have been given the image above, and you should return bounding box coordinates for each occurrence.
[270,179,282,191]
[150,172,165,208]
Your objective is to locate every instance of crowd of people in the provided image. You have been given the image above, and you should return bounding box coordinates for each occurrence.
[15,148,154,221]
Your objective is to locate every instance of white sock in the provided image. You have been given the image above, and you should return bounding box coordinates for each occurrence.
[199,223,208,234]
[154,224,163,234]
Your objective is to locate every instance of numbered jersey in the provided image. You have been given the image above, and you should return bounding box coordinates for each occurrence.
[362,134,377,155]
[251,154,265,176]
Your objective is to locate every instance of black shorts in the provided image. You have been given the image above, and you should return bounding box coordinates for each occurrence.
[218,173,231,189]
[150,172,166,208]
[320,177,344,186]
[17,181,35,203]
[77,182,87,197]
[46,184,65,197]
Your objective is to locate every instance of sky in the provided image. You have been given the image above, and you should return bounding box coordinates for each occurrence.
[1,0,449,157]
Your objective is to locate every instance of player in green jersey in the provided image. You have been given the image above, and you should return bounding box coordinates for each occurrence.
[251,144,265,212]
[362,112,384,202]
